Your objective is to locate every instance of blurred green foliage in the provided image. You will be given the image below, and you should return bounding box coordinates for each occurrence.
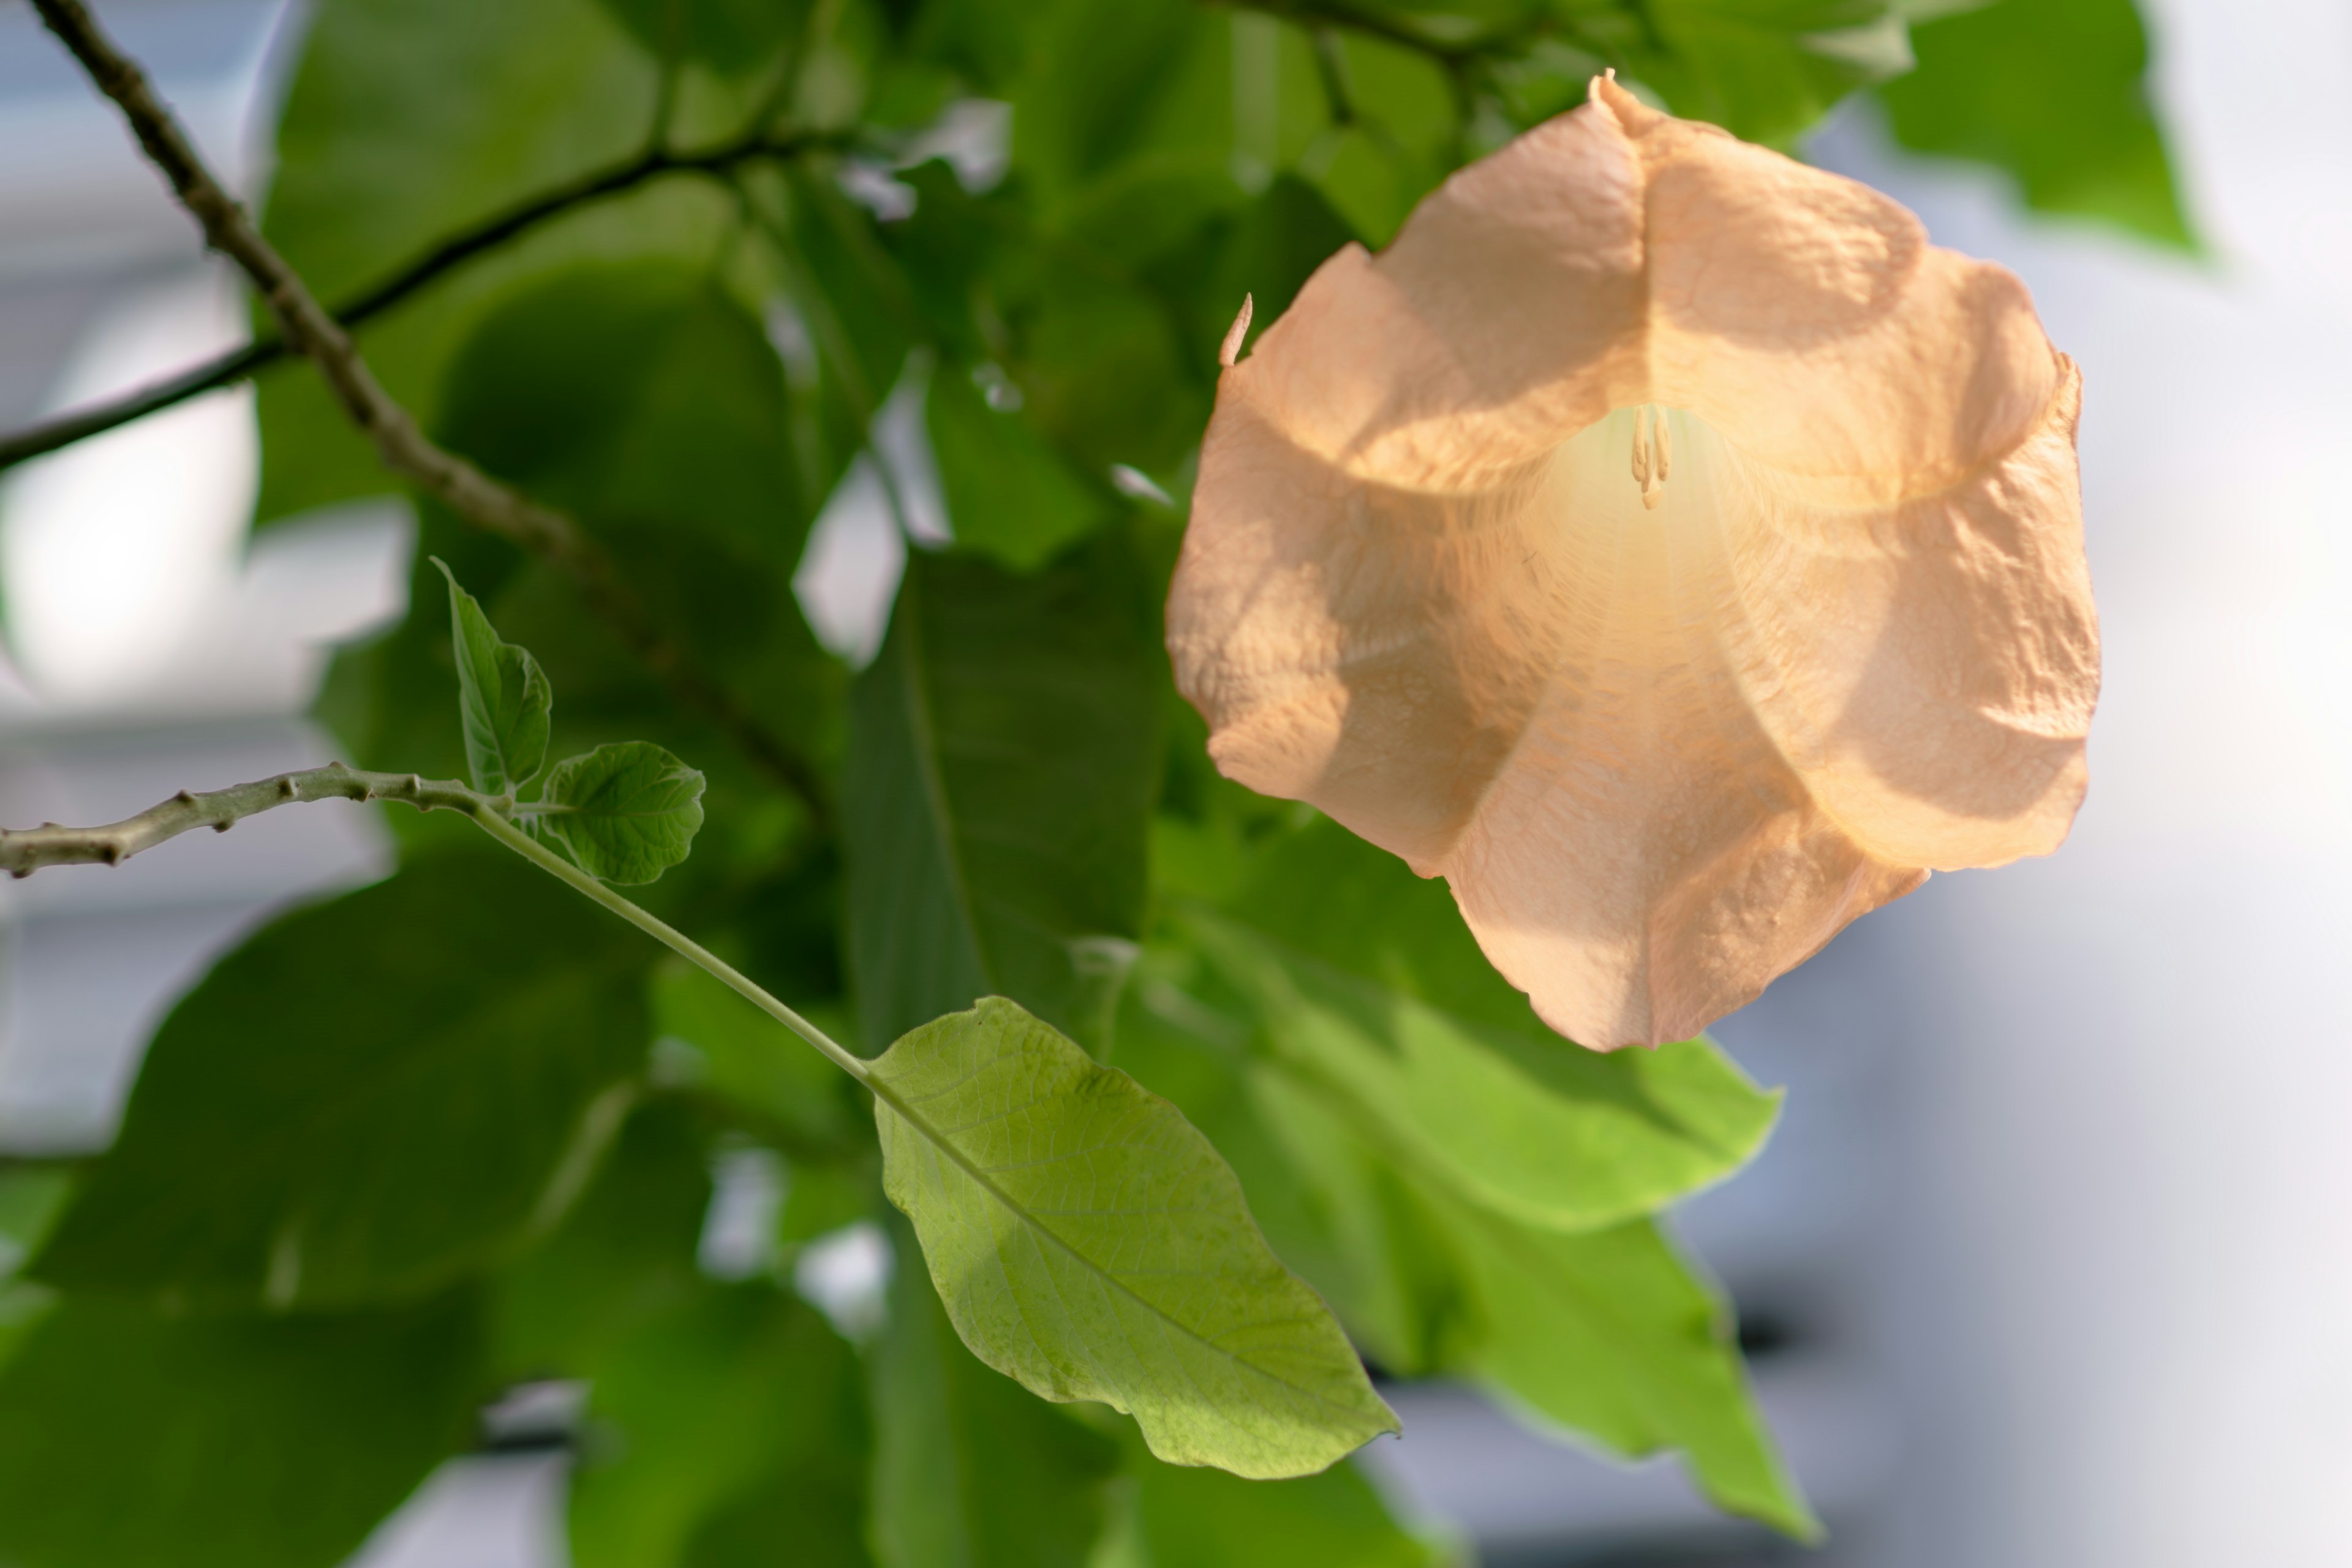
[0,0,2187,1562]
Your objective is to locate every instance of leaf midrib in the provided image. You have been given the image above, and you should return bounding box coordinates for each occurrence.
[872,1057,1387,1427]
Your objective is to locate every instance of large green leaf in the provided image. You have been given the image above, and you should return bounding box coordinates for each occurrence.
[34,853,650,1310]
[0,1293,482,1568]
[871,998,1396,1480]
[1169,818,1781,1231]
[435,557,552,796]
[1101,1434,1446,1568]
[570,1284,869,1568]
[1877,0,2194,247]
[435,262,805,557]
[537,741,709,884]
[1116,972,1810,1536]
[491,1098,713,1379]
[1245,1068,1814,1537]
[0,1169,67,1379]
[925,363,1112,571]
[872,1218,1119,1568]
[845,540,1161,1050]
[258,0,680,521]
[592,0,805,76]
[1634,0,1907,146]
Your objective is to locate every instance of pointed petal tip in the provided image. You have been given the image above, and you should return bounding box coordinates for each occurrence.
[1218,293,1255,368]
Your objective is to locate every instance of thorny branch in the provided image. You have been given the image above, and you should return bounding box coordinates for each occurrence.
[26,0,835,832]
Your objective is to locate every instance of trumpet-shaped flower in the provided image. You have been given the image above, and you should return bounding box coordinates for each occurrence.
[1167,77,2099,1049]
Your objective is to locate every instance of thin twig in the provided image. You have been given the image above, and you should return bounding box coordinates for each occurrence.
[28,0,835,831]
[0,763,482,877]
[0,766,870,1084]
[0,126,847,472]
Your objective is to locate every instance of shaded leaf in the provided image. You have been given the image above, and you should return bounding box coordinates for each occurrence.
[927,363,1110,571]
[652,959,857,1147]
[1877,0,2195,247]
[570,1284,869,1568]
[1635,0,1909,146]
[436,262,806,556]
[0,1168,69,1285]
[845,540,1160,1050]
[538,741,709,884]
[435,556,552,795]
[1110,1437,1447,1568]
[872,1217,1118,1568]
[34,854,650,1310]
[258,0,673,520]
[593,0,806,75]
[491,1098,714,1379]
[0,1293,482,1568]
[872,998,1396,1479]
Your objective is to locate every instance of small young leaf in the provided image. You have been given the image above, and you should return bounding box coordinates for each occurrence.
[434,556,552,796]
[537,741,707,885]
[870,997,1396,1481]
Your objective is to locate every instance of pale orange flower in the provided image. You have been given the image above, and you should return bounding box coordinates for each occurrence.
[1167,76,2099,1049]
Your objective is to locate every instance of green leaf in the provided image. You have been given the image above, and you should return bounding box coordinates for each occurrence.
[926,363,1112,571]
[1439,1210,1814,1538]
[1629,2,1887,134]
[1877,0,2195,247]
[570,1284,869,1568]
[0,1168,69,1285]
[434,556,553,796]
[1244,1068,1814,1538]
[872,1217,1119,1568]
[845,540,1161,1049]
[592,0,805,75]
[652,959,857,1147]
[258,0,675,521]
[34,853,650,1310]
[0,1293,482,1568]
[1109,1441,1447,1568]
[1170,818,1782,1231]
[491,1098,713,1378]
[870,998,1396,1480]
[435,263,807,556]
[537,741,709,885]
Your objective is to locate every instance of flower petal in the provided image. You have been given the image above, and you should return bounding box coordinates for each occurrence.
[1600,77,2062,505]
[1169,82,2097,1049]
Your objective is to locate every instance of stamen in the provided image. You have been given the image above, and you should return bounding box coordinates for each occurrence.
[1630,405,1667,510]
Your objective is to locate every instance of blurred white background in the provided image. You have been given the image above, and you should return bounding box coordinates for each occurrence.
[0,0,2346,1564]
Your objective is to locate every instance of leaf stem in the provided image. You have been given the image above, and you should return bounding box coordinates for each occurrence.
[468,812,872,1083]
